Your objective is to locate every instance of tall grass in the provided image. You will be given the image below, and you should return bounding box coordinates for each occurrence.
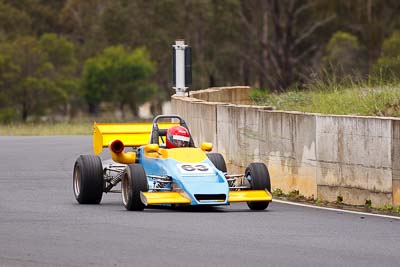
[251,76,400,117]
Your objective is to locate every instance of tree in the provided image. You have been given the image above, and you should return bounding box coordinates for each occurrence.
[39,33,79,117]
[323,31,363,79]
[320,0,400,77]
[82,45,156,117]
[59,0,109,60]
[40,33,76,69]
[0,36,67,121]
[237,0,336,91]
[2,0,66,36]
[0,1,32,38]
[373,31,400,82]
[0,54,19,122]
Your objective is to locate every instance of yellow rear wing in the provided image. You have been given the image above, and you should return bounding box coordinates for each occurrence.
[93,122,179,155]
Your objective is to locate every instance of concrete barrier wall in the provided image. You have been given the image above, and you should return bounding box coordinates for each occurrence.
[190,86,253,105]
[392,120,400,205]
[172,87,400,207]
[315,115,393,205]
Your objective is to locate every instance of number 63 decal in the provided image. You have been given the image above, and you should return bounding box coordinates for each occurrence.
[181,164,209,172]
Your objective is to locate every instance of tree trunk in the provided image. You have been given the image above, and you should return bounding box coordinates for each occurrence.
[22,104,28,122]
[208,73,216,88]
[150,97,163,116]
[88,103,99,115]
[129,102,139,118]
[119,102,125,120]
[258,51,266,89]
[241,60,250,86]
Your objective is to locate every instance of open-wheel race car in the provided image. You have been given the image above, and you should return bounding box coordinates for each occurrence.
[73,115,272,211]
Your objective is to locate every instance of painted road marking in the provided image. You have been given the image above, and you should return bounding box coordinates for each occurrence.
[273,199,400,220]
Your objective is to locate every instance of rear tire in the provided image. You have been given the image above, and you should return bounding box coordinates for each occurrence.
[73,155,104,204]
[207,153,227,172]
[245,163,271,210]
[122,164,148,211]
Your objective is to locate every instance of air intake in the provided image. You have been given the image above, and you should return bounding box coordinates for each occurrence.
[194,194,226,202]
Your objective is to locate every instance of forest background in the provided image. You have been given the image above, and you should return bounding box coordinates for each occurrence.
[1,0,400,124]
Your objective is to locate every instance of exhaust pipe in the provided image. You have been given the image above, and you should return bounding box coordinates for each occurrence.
[109,139,136,164]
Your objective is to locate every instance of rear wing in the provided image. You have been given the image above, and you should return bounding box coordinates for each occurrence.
[93,122,179,155]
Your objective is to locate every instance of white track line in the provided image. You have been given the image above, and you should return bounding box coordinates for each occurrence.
[273,199,400,220]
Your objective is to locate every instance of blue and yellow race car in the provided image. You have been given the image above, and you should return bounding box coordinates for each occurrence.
[73,115,272,211]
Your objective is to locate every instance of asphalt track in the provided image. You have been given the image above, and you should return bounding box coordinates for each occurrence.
[0,136,399,267]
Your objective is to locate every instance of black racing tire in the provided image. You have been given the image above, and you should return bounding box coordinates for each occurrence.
[207,153,227,173]
[245,163,271,210]
[73,155,104,204]
[121,164,148,211]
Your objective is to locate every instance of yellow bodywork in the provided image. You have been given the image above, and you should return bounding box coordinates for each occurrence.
[141,192,191,206]
[144,144,160,153]
[140,190,271,206]
[145,147,207,163]
[228,190,272,202]
[93,122,179,155]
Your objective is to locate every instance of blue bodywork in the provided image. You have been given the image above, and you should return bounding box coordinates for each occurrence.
[136,147,229,206]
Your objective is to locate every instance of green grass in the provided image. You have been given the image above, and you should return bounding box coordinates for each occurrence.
[0,113,154,136]
[0,122,93,136]
[251,83,400,117]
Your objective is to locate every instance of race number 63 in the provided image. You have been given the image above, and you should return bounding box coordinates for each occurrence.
[180,164,209,172]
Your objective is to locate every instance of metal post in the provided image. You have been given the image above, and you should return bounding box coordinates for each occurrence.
[172,40,188,96]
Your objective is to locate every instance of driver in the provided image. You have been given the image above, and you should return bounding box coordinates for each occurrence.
[166,125,190,148]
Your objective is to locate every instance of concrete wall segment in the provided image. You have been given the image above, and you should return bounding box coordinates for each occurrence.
[190,86,252,104]
[259,111,317,197]
[391,119,400,205]
[392,120,400,181]
[316,116,392,195]
[318,185,392,206]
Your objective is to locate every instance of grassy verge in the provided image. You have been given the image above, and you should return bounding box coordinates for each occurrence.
[0,122,93,136]
[251,83,400,117]
[272,188,400,217]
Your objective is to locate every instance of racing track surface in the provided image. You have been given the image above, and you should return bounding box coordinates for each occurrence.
[0,136,399,267]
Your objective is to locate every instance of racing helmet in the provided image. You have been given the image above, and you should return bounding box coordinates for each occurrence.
[166,125,190,148]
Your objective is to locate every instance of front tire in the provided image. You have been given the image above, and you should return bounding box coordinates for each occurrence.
[122,164,148,211]
[245,163,271,210]
[207,153,227,172]
[73,155,104,204]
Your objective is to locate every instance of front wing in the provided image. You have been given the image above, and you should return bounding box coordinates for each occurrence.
[140,190,272,206]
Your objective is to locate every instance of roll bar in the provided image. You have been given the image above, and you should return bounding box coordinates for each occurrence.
[150,115,195,147]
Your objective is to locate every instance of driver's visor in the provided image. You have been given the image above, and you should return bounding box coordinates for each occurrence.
[172,135,190,142]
